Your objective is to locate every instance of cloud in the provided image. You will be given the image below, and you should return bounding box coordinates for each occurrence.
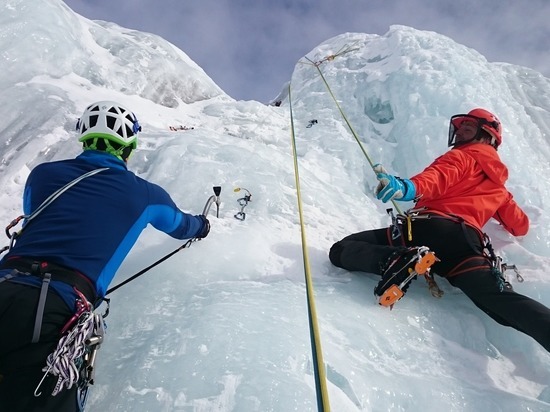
[64,0,550,101]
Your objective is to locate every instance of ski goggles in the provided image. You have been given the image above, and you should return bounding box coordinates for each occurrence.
[447,114,498,147]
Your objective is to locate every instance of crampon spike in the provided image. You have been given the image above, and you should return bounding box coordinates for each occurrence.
[415,251,438,275]
[378,249,438,308]
[378,284,404,308]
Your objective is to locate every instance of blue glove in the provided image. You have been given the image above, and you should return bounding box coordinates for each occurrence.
[373,164,416,203]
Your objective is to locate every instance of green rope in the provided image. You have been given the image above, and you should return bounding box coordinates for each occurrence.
[288,84,331,412]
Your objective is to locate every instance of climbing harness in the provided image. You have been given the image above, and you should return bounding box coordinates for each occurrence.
[233,187,251,221]
[392,208,524,291]
[0,169,110,409]
[0,258,97,345]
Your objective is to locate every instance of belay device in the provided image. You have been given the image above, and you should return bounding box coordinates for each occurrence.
[234,187,251,221]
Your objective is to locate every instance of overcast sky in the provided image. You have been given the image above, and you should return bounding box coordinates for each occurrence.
[63,0,549,103]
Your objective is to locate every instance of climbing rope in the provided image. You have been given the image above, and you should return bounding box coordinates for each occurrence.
[302,53,403,217]
[288,84,331,412]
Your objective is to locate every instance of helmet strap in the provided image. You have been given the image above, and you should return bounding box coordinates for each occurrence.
[83,137,133,162]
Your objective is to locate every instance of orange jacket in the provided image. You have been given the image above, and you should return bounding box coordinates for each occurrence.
[410,143,529,236]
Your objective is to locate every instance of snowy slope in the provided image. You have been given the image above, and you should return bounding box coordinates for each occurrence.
[2,1,550,411]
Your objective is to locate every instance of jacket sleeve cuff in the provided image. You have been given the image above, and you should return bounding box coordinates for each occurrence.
[401,178,416,201]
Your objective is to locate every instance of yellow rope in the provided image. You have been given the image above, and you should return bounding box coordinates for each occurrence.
[288,84,331,412]
[303,54,403,216]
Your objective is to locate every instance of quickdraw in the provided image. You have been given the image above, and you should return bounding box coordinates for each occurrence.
[483,233,524,290]
[234,187,252,221]
[34,288,108,411]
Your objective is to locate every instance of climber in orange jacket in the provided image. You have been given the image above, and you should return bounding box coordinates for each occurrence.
[329,108,550,352]
[410,129,528,236]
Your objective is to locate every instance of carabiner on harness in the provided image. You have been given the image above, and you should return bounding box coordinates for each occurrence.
[482,234,524,290]
[386,208,402,240]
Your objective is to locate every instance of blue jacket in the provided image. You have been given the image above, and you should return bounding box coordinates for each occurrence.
[0,150,206,308]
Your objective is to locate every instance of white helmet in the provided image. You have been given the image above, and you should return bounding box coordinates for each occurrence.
[76,101,141,160]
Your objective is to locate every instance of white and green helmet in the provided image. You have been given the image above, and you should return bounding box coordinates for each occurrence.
[76,101,141,161]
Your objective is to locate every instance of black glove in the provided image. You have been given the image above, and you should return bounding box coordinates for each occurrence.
[196,215,210,239]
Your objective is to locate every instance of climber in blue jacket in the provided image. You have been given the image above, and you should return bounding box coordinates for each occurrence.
[0,101,210,412]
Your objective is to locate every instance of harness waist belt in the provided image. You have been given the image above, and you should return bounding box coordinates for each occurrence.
[0,257,97,304]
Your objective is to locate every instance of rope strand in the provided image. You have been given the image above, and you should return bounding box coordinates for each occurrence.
[34,309,96,397]
[303,52,403,216]
[288,84,331,412]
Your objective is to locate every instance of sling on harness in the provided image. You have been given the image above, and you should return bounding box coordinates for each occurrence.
[1,167,109,256]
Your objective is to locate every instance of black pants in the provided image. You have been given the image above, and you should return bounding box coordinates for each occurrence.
[0,279,78,411]
[329,218,550,352]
